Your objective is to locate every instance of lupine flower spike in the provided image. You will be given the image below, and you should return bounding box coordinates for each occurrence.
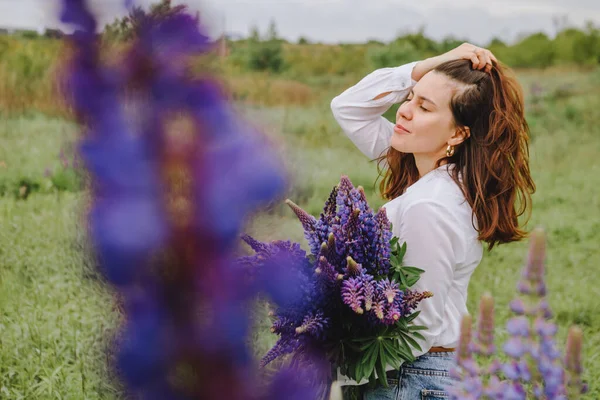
[449,228,588,399]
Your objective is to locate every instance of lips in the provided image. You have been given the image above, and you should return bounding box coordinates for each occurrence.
[394,123,410,134]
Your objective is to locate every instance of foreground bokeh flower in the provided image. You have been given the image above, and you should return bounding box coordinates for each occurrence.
[61,0,327,398]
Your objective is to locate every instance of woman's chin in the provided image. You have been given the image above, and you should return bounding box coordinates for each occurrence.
[390,136,410,153]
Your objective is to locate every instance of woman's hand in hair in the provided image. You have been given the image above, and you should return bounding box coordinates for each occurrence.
[441,43,497,72]
[412,43,497,81]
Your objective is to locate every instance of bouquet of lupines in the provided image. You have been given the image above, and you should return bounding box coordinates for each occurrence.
[239,176,433,386]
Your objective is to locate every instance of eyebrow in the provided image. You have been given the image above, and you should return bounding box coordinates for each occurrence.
[409,89,437,108]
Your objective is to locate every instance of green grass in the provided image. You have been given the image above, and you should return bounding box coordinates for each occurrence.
[1,66,600,398]
[0,193,122,398]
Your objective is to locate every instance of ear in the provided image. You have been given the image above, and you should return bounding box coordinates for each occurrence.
[449,126,470,146]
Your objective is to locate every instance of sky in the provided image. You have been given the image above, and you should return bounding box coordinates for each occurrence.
[0,0,599,46]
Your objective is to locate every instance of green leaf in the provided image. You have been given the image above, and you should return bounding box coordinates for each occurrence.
[411,331,426,341]
[395,318,408,331]
[380,340,402,369]
[401,266,425,275]
[404,311,421,323]
[390,236,399,247]
[359,339,377,351]
[391,253,402,268]
[398,242,407,260]
[406,275,420,287]
[397,269,408,287]
[395,338,416,362]
[375,346,388,387]
[400,332,423,352]
[363,342,380,380]
[408,325,428,332]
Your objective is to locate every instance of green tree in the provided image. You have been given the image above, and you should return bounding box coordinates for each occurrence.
[246,21,285,73]
[368,41,421,69]
[393,26,438,56]
[573,21,600,64]
[511,32,555,68]
[102,0,186,42]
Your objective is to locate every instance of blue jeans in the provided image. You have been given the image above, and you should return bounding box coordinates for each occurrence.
[363,352,456,400]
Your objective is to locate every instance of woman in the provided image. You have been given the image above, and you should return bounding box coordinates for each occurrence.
[330,43,535,399]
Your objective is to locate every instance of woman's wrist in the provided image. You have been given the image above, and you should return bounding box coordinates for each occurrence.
[411,56,443,82]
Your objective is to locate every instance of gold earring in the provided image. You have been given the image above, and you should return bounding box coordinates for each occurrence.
[446,145,455,157]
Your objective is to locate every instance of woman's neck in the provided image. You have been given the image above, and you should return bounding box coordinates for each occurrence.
[414,154,447,178]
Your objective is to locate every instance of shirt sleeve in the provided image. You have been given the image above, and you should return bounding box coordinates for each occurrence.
[398,200,464,358]
[330,61,420,160]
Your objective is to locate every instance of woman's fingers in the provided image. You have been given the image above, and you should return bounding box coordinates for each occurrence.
[470,53,481,69]
[471,47,496,71]
[450,43,498,72]
[475,48,489,70]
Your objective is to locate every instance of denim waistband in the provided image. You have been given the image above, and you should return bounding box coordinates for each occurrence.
[385,351,457,382]
[419,351,456,357]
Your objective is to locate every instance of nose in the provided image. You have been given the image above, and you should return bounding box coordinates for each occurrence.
[397,100,412,122]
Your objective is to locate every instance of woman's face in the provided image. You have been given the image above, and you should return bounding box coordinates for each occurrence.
[391,71,464,158]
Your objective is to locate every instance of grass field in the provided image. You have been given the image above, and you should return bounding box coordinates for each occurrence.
[1,65,599,398]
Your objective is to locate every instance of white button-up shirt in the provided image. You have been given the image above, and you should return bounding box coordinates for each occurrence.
[330,61,483,385]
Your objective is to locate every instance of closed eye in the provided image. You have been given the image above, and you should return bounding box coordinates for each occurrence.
[406,96,429,112]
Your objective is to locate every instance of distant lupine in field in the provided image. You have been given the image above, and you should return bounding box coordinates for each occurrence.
[448,229,588,399]
[61,0,327,398]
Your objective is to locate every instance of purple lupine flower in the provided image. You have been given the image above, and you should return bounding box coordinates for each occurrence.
[504,382,527,400]
[372,299,386,321]
[343,208,366,264]
[320,185,338,225]
[295,312,329,339]
[271,317,295,335]
[452,229,588,400]
[475,294,496,356]
[399,289,434,316]
[503,337,528,358]
[315,255,343,286]
[241,233,270,253]
[349,187,367,213]
[285,199,321,256]
[372,207,393,275]
[341,277,365,314]
[344,256,362,276]
[509,298,526,315]
[506,317,530,337]
[363,276,375,312]
[534,317,558,337]
[335,176,354,227]
[564,326,587,397]
[453,315,479,378]
[378,278,400,304]
[321,255,344,282]
[331,223,348,259]
[384,302,402,324]
[62,1,332,398]
[260,336,303,367]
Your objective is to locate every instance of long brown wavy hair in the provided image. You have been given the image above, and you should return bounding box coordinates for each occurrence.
[374,59,535,250]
